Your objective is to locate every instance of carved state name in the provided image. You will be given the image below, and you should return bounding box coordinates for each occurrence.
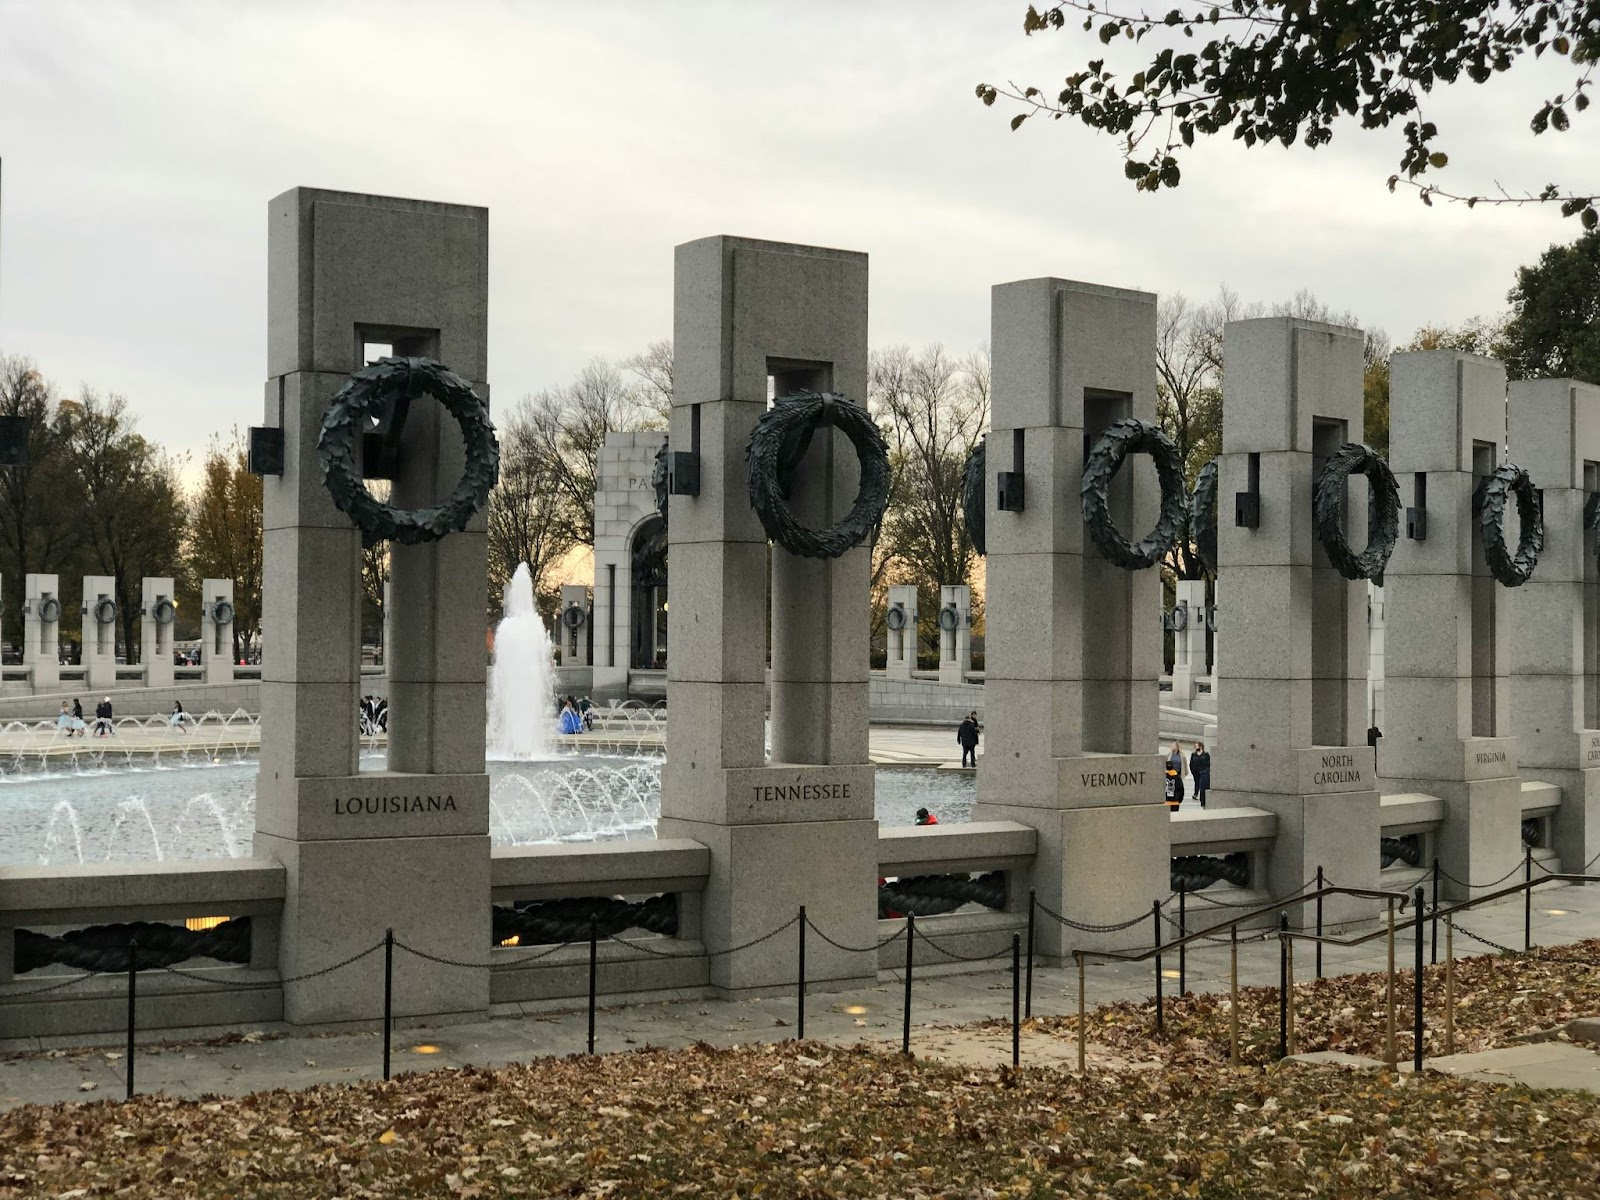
[335,794,459,815]
[1314,752,1362,786]
[1475,750,1507,765]
[1080,771,1145,788]
[752,783,853,802]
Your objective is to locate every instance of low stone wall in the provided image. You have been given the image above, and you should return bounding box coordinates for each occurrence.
[0,668,388,721]
[869,671,984,725]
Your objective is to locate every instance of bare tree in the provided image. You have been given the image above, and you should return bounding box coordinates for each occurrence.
[621,339,673,421]
[485,412,577,621]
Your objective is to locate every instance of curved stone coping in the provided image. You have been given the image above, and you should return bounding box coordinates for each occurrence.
[490,838,709,903]
[1521,780,1561,819]
[877,821,1035,878]
[1380,792,1445,836]
[0,858,285,926]
[1168,807,1275,858]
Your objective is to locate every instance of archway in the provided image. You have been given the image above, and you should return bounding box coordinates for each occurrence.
[630,514,667,669]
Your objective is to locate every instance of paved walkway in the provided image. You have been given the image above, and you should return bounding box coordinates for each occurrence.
[6,880,1600,1110]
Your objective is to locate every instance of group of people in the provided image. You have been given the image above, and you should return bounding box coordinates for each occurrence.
[558,695,595,735]
[1164,740,1211,812]
[54,696,188,736]
[359,695,389,735]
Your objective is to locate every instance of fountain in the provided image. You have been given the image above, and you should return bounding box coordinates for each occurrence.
[486,563,557,760]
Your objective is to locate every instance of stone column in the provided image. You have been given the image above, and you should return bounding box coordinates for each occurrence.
[659,235,876,993]
[1507,377,1600,873]
[972,278,1168,953]
[140,577,176,691]
[938,584,972,685]
[381,578,391,669]
[80,575,118,693]
[1169,578,1208,707]
[255,187,491,1024]
[200,579,236,685]
[1382,351,1520,898]
[885,584,918,678]
[23,573,59,692]
[559,583,591,668]
[1211,317,1380,923]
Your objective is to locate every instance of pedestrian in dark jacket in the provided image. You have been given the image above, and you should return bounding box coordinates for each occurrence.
[956,712,980,769]
[1164,765,1184,813]
[1189,742,1211,809]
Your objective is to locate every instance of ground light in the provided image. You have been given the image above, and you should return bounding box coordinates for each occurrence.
[411,1045,441,1055]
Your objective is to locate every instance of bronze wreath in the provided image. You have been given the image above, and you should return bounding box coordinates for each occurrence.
[36,596,60,624]
[1313,443,1400,585]
[151,598,177,626]
[746,391,890,559]
[961,436,986,556]
[652,438,670,528]
[1080,418,1188,570]
[1191,459,1219,575]
[937,604,961,632]
[561,604,587,630]
[210,599,235,628]
[92,597,117,626]
[1477,462,1543,587]
[318,357,499,547]
[885,604,908,632]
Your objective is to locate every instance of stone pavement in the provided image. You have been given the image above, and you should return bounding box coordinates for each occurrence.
[5,880,1600,1110]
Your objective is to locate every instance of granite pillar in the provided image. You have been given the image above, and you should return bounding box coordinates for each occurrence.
[972,277,1168,954]
[254,187,491,1025]
[1381,351,1520,898]
[559,583,591,668]
[1507,376,1600,873]
[885,584,918,679]
[938,584,972,685]
[200,579,236,685]
[1210,317,1380,923]
[659,235,877,993]
[80,574,118,693]
[140,577,176,690]
[23,573,59,692]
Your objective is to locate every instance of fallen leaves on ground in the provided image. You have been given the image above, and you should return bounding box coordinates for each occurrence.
[3,1041,1600,1198]
[1037,936,1600,1067]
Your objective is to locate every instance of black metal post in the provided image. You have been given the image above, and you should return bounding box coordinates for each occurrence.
[125,937,137,1101]
[382,928,394,1081]
[1525,848,1533,952]
[1152,900,1164,1034]
[1430,857,1440,965]
[587,915,598,1055]
[1315,865,1324,980]
[1024,889,1036,1019]
[1011,933,1021,1067]
[1277,914,1289,1062]
[1178,889,1187,995]
[1413,886,1425,1073]
[796,905,806,1041]
[901,913,915,1056]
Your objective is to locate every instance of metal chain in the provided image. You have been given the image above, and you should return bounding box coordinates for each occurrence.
[1435,858,1527,890]
[608,914,802,961]
[394,940,498,970]
[1033,899,1155,933]
[3,971,95,998]
[805,915,907,954]
[161,940,387,988]
[1185,874,1320,909]
[1455,924,1520,955]
[909,924,1014,963]
[492,940,580,966]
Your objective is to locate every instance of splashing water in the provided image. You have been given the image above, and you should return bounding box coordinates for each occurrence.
[486,564,556,760]
[40,801,84,864]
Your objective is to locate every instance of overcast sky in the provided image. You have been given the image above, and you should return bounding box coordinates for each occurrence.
[0,1,1590,468]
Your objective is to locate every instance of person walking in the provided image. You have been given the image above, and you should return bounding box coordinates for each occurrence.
[70,698,86,738]
[956,712,980,769]
[93,697,115,737]
[56,701,72,734]
[1163,763,1185,813]
[169,700,188,733]
[1188,741,1211,809]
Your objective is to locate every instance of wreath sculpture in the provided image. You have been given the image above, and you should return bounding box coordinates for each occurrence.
[886,604,908,632]
[1312,443,1401,585]
[210,599,236,628]
[961,436,986,556]
[746,391,890,559]
[937,604,961,632]
[561,604,587,630]
[1080,418,1188,570]
[1190,459,1219,576]
[93,597,117,626]
[36,596,60,624]
[652,438,670,527]
[1478,462,1543,587]
[318,357,500,547]
[151,598,177,627]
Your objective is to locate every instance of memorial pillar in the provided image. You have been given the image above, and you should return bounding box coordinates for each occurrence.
[559,583,591,669]
[200,579,236,684]
[1169,578,1208,707]
[885,584,918,679]
[140,577,176,691]
[973,278,1168,953]
[1211,317,1380,923]
[660,235,877,993]
[81,574,118,693]
[1382,351,1520,898]
[23,573,59,693]
[937,584,972,685]
[1507,377,1600,873]
[255,187,491,1024]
